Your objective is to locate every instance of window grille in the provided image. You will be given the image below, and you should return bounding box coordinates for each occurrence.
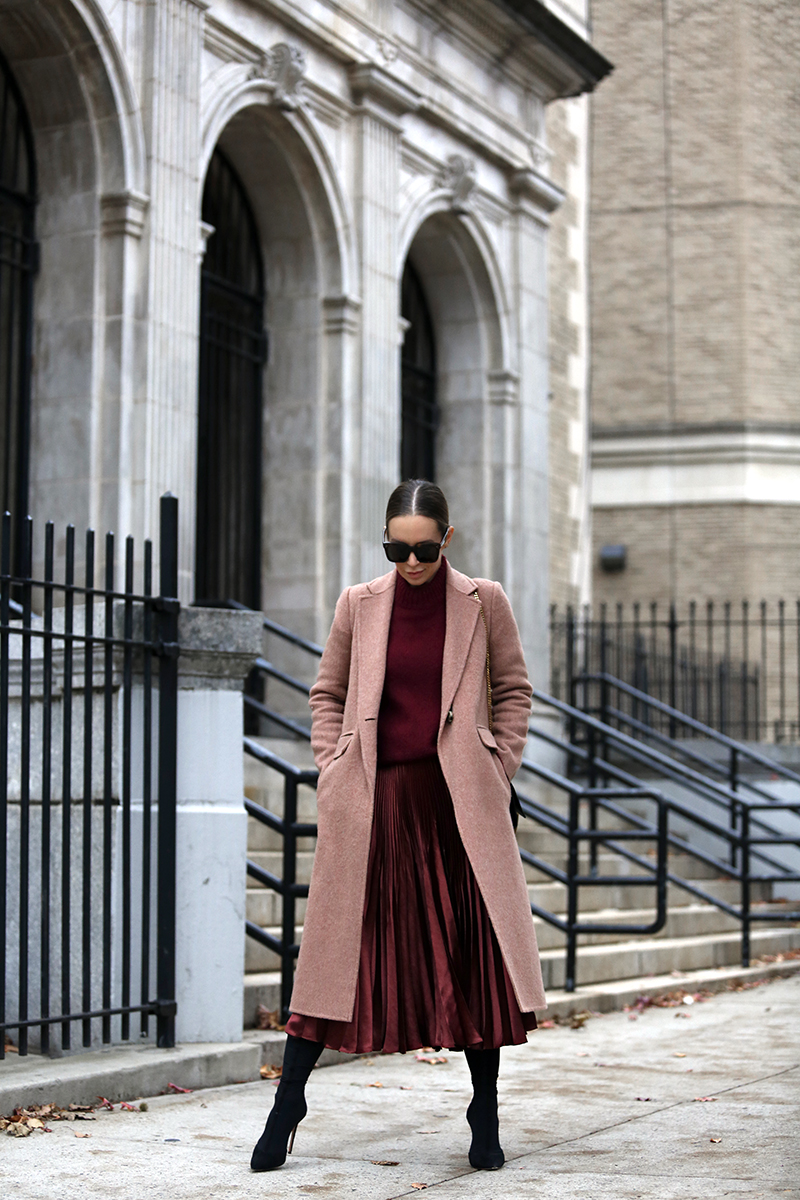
[0,49,36,574]
[196,148,266,609]
[400,261,438,482]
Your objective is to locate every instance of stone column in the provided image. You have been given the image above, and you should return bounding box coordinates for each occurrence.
[510,169,564,688]
[172,606,262,1044]
[139,0,208,600]
[349,64,420,583]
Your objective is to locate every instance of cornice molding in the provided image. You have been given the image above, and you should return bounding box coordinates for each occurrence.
[348,62,421,116]
[101,191,149,239]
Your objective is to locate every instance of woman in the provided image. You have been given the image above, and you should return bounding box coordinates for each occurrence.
[251,479,545,1173]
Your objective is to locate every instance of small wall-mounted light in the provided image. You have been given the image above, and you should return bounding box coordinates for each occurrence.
[599,544,627,573]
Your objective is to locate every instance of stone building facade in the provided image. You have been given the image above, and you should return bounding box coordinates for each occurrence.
[588,0,800,609]
[0,0,609,689]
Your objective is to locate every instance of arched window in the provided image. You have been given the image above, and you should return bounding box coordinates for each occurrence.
[0,49,36,570]
[400,260,438,482]
[196,148,266,608]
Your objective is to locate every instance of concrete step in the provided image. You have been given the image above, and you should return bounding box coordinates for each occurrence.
[243,899,797,970]
[244,869,772,929]
[242,955,800,1030]
[531,902,791,951]
[538,925,800,990]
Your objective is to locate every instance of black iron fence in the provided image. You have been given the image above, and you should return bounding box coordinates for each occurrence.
[1,494,179,1057]
[551,601,800,744]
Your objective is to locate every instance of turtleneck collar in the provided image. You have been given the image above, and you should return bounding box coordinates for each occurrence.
[393,556,448,609]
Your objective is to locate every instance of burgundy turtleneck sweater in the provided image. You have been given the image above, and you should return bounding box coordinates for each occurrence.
[377,557,448,766]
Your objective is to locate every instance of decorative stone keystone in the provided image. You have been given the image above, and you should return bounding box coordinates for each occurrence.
[249,42,307,109]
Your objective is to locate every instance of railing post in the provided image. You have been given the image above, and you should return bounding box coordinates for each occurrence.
[668,603,678,739]
[566,606,576,749]
[281,775,298,1024]
[740,804,750,969]
[729,746,738,871]
[156,493,179,1048]
[565,791,579,992]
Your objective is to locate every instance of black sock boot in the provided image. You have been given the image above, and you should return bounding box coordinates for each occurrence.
[464,1048,504,1170]
[250,1035,325,1171]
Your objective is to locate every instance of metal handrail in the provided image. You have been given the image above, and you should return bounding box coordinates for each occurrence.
[589,672,800,786]
[526,689,800,971]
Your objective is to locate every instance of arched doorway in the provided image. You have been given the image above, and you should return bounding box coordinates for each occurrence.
[0,47,36,571]
[400,260,438,481]
[195,147,266,608]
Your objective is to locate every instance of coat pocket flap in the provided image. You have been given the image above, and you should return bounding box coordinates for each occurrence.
[332,730,355,759]
[476,724,498,750]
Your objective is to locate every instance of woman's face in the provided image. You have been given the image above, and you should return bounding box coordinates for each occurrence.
[386,514,453,587]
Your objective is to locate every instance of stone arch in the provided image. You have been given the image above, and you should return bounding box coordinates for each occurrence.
[0,0,147,540]
[199,84,355,635]
[399,207,516,580]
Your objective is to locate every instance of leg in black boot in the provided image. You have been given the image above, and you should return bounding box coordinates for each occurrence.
[464,1048,504,1170]
[250,1035,325,1171]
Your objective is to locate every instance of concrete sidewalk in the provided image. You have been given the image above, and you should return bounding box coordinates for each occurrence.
[3,974,799,1199]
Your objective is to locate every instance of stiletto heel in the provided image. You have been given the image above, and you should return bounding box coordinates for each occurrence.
[250,1035,324,1172]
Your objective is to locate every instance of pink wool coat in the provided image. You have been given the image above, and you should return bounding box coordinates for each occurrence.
[289,562,547,1021]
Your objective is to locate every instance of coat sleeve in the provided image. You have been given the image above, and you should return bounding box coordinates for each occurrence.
[486,581,532,780]
[309,586,353,773]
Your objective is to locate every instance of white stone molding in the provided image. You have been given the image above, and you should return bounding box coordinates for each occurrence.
[100,190,149,239]
[436,153,477,214]
[198,219,215,262]
[348,62,421,124]
[248,42,307,110]
[509,167,565,217]
[591,429,800,508]
[488,369,520,406]
[322,294,361,337]
[397,315,411,346]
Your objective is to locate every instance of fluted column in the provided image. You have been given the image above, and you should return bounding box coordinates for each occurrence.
[139,0,208,599]
[349,64,419,582]
[510,169,564,687]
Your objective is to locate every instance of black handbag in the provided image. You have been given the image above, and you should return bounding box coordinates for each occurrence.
[474,590,525,830]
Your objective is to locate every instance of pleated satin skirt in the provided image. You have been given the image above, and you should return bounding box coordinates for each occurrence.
[286,756,537,1053]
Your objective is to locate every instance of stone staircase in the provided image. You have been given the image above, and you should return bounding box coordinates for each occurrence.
[242,738,800,1026]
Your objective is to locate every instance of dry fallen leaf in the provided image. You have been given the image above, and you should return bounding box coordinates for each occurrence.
[96,1096,115,1111]
[411,1185,428,1191]
[260,1064,282,1080]
[694,1096,717,1103]
[538,1019,556,1028]
[635,1097,655,1102]
[673,1052,686,1058]
[371,1160,400,1166]
[366,1082,384,1088]
[75,1131,92,1139]
[255,1005,285,1032]
[710,1137,722,1143]
[415,1054,448,1065]
[166,1083,192,1094]
[120,1102,138,1112]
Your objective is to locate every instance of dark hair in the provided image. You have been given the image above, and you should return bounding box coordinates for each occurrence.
[385,479,450,537]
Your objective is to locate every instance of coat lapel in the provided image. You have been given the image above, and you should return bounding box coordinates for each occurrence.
[357,570,396,799]
[441,567,481,731]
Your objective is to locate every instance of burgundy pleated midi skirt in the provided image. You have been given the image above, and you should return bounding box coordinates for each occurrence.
[286,756,537,1053]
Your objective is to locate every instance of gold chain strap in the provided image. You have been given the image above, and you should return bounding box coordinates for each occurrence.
[473,590,493,732]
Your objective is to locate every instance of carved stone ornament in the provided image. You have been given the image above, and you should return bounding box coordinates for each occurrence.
[377,36,398,62]
[248,42,307,109]
[436,154,477,212]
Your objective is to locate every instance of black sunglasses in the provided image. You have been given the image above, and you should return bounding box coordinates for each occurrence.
[382,530,447,564]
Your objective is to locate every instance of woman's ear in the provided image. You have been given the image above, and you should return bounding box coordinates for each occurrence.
[443,526,454,548]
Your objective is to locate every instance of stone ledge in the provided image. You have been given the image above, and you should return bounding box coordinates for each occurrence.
[0,1041,260,1113]
[540,957,800,1019]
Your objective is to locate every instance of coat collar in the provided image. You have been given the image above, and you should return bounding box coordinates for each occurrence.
[357,563,482,791]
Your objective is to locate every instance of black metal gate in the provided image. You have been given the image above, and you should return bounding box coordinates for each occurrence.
[196,147,266,610]
[1,494,180,1057]
[401,260,438,482]
[0,48,37,578]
